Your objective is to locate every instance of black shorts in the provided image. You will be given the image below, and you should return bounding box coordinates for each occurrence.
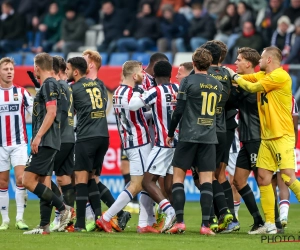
[216,132,227,167]
[121,145,128,161]
[222,129,235,165]
[74,137,109,174]
[25,147,57,176]
[236,141,261,171]
[54,143,74,176]
[172,141,216,172]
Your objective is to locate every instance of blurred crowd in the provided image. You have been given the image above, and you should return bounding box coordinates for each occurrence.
[0,0,300,64]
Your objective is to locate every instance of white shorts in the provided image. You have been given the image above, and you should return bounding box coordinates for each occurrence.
[226,152,238,176]
[146,146,174,176]
[0,144,28,172]
[125,143,152,176]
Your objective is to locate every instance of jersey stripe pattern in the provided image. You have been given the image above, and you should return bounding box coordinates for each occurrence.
[230,114,241,153]
[0,85,32,146]
[143,83,179,147]
[113,85,150,149]
[292,96,299,115]
[142,71,155,91]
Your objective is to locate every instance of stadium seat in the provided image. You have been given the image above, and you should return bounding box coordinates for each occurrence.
[78,30,98,52]
[131,52,150,65]
[49,52,65,59]
[173,52,193,66]
[109,53,129,66]
[23,53,36,66]
[67,52,83,60]
[5,53,23,66]
[164,52,173,64]
[100,52,108,66]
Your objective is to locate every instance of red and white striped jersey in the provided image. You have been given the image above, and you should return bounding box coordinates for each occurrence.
[292,96,298,116]
[141,83,179,147]
[113,84,150,149]
[230,113,241,154]
[0,85,33,147]
[142,71,155,91]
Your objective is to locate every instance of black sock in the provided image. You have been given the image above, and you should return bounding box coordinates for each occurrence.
[40,199,52,226]
[123,174,130,186]
[238,184,263,225]
[61,184,75,207]
[209,203,216,223]
[33,183,65,212]
[212,180,228,215]
[172,183,185,223]
[98,182,115,207]
[132,195,138,203]
[213,200,220,219]
[275,200,282,229]
[200,182,213,227]
[75,183,88,228]
[221,180,237,222]
[51,181,62,198]
[88,179,101,219]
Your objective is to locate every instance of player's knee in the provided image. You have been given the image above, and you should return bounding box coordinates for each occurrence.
[0,178,9,189]
[15,175,23,186]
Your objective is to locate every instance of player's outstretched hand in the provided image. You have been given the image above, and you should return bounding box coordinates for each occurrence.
[27,71,40,89]
[223,66,236,78]
[166,136,174,148]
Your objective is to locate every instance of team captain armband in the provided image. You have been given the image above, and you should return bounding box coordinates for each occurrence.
[46,100,57,106]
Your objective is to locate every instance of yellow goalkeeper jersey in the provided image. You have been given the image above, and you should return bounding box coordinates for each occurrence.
[241,67,293,139]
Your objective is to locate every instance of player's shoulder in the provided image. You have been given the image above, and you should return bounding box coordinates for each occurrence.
[12,84,30,94]
[270,67,291,82]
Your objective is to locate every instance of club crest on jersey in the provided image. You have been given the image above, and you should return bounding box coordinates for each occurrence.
[14,93,18,101]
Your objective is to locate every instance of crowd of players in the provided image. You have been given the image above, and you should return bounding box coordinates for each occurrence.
[0,39,299,235]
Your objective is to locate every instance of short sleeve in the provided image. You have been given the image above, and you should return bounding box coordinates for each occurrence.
[177,77,188,101]
[41,79,60,103]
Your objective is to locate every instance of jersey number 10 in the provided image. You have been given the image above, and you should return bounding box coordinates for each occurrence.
[86,87,103,109]
[201,92,217,116]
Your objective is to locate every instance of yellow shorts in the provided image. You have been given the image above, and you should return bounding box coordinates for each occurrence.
[256,135,295,172]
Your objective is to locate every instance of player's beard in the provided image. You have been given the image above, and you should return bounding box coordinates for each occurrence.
[135,74,143,85]
[260,63,266,71]
[67,74,75,82]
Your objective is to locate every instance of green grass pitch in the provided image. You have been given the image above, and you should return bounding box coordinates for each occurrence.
[1,201,300,250]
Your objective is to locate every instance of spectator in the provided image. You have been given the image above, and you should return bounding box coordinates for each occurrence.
[203,0,229,18]
[157,0,185,16]
[226,1,253,50]
[230,0,267,12]
[284,17,300,64]
[37,2,63,53]
[178,0,197,21]
[0,0,26,55]
[98,0,129,55]
[229,21,263,63]
[53,6,87,58]
[283,0,300,23]
[186,3,216,51]
[115,0,141,16]
[77,0,101,26]
[157,4,189,53]
[214,2,239,44]
[139,0,161,15]
[116,2,160,52]
[271,16,294,59]
[256,0,286,46]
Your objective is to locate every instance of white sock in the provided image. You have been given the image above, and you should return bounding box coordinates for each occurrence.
[147,201,156,226]
[0,188,9,223]
[54,209,60,224]
[234,201,241,218]
[159,199,174,216]
[103,189,132,222]
[85,202,95,221]
[138,192,151,227]
[279,200,290,220]
[15,186,27,221]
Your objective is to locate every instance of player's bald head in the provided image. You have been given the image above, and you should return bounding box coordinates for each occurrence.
[263,46,282,63]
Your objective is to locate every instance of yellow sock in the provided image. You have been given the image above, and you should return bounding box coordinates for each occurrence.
[259,184,275,223]
[289,179,300,201]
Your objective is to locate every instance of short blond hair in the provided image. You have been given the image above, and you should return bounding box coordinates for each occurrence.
[122,61,142,78]
[0,57,15,67]
[179,62,193,72]
[263,46,282,62]
[34,53,53,71]
[82,50,102,70]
